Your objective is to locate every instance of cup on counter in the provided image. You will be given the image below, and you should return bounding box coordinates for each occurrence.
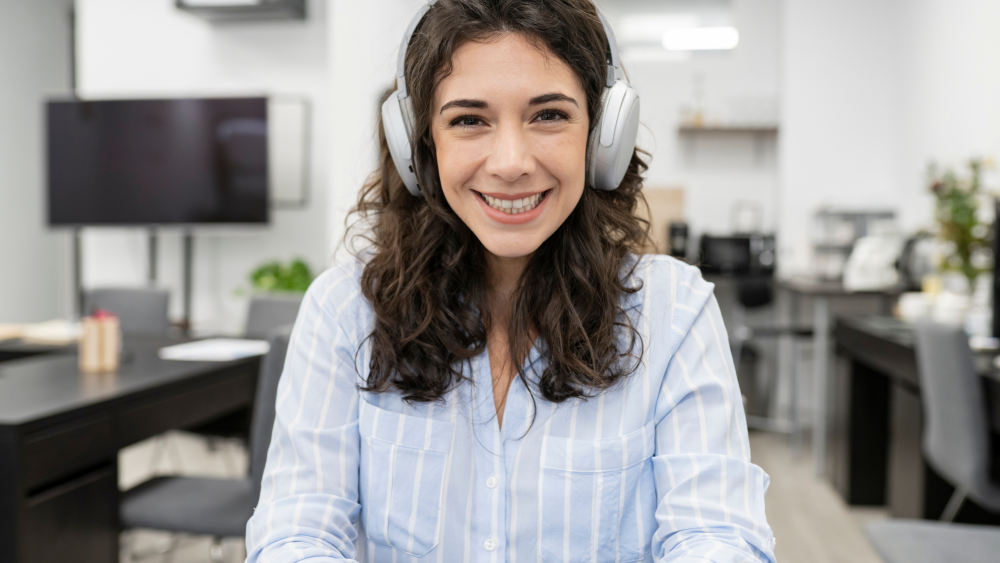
[931,292,970,327]
[79,310,120,374]
[897,292,933,322]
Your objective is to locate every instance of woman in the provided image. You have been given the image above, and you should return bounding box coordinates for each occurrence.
[247,1,776,561]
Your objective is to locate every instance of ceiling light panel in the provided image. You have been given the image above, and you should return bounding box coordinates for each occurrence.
[662,27,740,51]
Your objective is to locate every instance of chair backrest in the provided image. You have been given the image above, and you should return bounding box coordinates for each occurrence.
[914,321,991,496]
[84,288,170,335]
[245,294,303,340]
[249,324,293,500]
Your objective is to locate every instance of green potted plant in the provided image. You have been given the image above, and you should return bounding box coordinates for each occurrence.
[928,158,994,291]
[244,258,315,294]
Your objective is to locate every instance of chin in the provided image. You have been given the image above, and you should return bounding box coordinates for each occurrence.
[479,235,544,259]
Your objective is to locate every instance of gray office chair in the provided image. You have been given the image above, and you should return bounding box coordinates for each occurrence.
[864,322,1000,563]
[183,293,302,471]
[85,288,170,335]
[120,324,292,561]
[865,520,1000,563]
[245,294,303,340]
[914,321,1000,520]
[88,288,173,477]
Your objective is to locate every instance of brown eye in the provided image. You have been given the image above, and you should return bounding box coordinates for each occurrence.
[451,115,483,128]
[535,109,568,122]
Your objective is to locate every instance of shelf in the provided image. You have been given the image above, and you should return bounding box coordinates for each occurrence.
[176,0,306,22]
[815,209,895,219]
[813,244,855,253]
[678,125,779,134]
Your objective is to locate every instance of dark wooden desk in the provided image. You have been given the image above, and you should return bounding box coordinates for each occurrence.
[0,336,260,563]
[832,315,1000,523]
[0,339,74,363]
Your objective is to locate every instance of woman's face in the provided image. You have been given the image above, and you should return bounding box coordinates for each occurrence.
[432,34,590,259]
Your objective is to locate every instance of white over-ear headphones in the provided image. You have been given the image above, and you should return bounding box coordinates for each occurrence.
[381,0,641,197]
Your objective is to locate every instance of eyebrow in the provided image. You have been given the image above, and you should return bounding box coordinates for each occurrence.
[438,92,579,114]
[529,92,579,107]
[439,99,488,114]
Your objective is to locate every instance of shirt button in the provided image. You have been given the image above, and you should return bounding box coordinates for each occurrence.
[486,475,498,489]
[484,536,497,551]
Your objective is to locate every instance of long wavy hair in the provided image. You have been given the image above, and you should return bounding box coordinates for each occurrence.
[348,0,651,406]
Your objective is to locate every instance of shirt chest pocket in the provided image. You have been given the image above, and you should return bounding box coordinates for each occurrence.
[539,422,656,563]
[358,400,454,557]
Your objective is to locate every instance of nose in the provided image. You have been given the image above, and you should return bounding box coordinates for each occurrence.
[483,122,534,183]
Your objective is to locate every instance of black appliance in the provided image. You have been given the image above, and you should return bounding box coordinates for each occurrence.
[47,97,269,226]
[669,222,689,259]
[698,234,776,276]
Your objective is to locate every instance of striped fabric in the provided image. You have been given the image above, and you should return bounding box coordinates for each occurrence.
[246,254,776,563]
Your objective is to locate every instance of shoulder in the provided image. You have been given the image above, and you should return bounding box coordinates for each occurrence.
[299,256,372,340]
[622,254,720,360]
[304,257,365,305]
[625,253,716,313]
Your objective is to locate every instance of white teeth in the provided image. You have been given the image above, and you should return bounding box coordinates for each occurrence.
[480,191,546,214]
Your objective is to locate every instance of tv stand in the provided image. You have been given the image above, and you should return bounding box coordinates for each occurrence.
[182,231,194,336]
[70,228,195,335]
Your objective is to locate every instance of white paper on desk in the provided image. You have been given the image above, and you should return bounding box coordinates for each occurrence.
[21,320,81,345]
[159,339,270,362]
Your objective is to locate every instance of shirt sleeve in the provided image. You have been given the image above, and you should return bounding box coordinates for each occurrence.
[650,262,777,562]
[246,265,366,563]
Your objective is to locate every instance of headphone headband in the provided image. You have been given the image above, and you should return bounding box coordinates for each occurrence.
[394,3,433,98]
[395,1,624,95]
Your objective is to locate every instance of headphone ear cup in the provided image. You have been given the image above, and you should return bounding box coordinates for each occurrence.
[587,87,611,189]
[381,92,421,196]
[589,82,641,191]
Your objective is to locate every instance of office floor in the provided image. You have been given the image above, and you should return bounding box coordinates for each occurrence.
[749,431,887,563]
[118,430,886,563]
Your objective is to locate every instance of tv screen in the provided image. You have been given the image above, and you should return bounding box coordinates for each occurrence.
[47,97,269,226]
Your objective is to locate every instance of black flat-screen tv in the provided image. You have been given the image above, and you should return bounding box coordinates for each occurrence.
[47,97,269,226]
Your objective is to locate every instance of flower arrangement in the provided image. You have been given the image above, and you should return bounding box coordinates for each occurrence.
[928,158,995,288]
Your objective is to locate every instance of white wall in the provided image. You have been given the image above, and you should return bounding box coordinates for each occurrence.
[325,0,426,262]
[779,0,1000,275]
[0,0,74,323]
[778,0,904,274]
[605,0,783,244]
[894,0,1000,228]
[76,0,330,334]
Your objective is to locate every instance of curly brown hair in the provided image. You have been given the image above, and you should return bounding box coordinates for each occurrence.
[348,0,651,406]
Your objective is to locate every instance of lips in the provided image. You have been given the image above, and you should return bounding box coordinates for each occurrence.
[478,191,546,214]
[473,189,551,224]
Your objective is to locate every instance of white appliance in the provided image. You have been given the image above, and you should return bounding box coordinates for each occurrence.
[843,234,906,291]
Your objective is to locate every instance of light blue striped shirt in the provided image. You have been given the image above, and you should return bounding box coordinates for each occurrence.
[246,254,776,562]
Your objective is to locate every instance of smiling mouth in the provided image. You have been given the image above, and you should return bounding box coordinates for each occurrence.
[476,190,550,214]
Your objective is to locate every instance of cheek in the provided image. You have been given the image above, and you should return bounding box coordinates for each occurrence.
[534,131,588,193]
[435,137,480,193]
